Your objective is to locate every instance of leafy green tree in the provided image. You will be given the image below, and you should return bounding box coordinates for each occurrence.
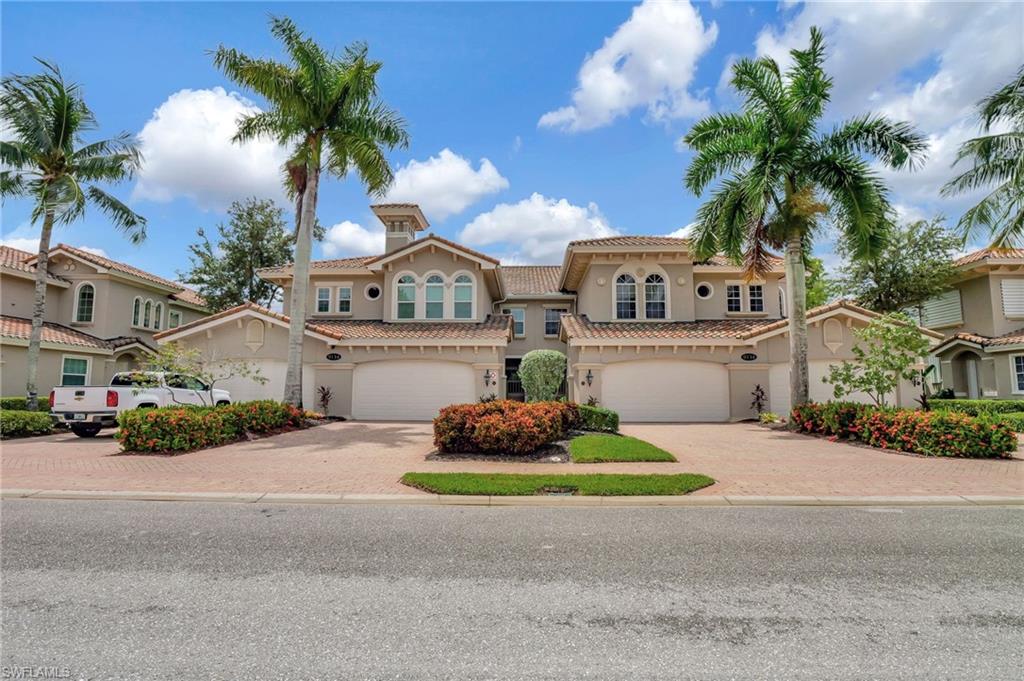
[804,256,834,308]
[681,27,926,407]
[823,313,932,408]
[213,17,409,407]
[835,217,960,316]
[180,198,294,311]
[136,342,267,407]
[1,60,145,409]
[518,350,567,402]
[942,66,1024,245]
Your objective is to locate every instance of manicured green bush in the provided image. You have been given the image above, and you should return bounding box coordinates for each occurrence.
[433,400,575,455]
[996,412,1024,432]
[117,400,305,453]
[930,398,1024,415]
[1,397,50,412]
[578,404,619,433]
[518,350,567,402]
[791,402,1016,458]
[0,410,53,438]
[758,411,780,424]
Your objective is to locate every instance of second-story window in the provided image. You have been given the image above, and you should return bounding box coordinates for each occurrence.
[316,287,331,313]
[75,284,95,323]
[153,303,163,330]
[748,285,764,312]
[132,297,142,326]
[544,308,566,336]
[425,275,444,319]
[644,274,666,319]
[503,307,526,338]
[726,285,742,312]
[143,300,152,327]
[337,287,351,314]
[454,274,473,319]
[397,275,416,319]
[616,274,636,319]
[169,310,182,329]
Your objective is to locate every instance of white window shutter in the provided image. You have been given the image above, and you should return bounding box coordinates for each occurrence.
[1001,279,1024,317]
[921,290,963,328]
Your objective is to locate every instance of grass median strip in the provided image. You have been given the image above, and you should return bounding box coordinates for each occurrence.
[401,472,714,496]
[568,433,676,463]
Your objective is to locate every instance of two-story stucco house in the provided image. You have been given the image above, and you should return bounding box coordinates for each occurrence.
[925,248,1024,399]
[156,203,937,422]
[0,244,208,397]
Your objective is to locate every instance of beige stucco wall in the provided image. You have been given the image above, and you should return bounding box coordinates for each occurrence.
[0,344,116,397]
[935,344,1020,399]
[1,275,66,322]
[381,250,496,323]
[295,272,386,320]
[501,299,573,357]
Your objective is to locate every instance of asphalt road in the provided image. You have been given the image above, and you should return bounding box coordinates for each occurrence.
[2,500,1022,680]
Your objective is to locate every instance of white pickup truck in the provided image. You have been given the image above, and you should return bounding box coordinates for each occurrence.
[50,371,232,437]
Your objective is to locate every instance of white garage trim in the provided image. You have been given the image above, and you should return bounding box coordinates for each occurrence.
[352,360,477,421]
[601,360,730,423]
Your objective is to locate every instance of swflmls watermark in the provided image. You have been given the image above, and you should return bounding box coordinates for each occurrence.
[1,667,71,679]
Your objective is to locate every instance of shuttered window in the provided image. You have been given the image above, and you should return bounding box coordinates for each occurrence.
[1001,279,1024,317]
[921,290,962,328]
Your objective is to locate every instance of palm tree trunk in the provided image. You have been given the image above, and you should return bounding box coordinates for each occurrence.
[26,210,56,410]
[282,163,319,407]
[784,232,809,408]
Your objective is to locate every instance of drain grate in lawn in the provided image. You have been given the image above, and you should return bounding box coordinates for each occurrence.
[568,433,676,463]
[400,472,714,496]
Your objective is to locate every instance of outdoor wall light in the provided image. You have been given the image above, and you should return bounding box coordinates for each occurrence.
[585,369,594,387]
[483,369,496,387]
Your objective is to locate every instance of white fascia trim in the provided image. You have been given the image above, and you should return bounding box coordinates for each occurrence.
[746,308,941,344]
[981,343,1024,353]
[367,238,498,271]
[330,338,510,348]
[46,249,180,294]
[567,338,754,348]
[154,308,337,346]
[0,267,71,288]
[112,342,157,356]
[503,294,576,300]
[0,337,113,355]
[933,338,986,355]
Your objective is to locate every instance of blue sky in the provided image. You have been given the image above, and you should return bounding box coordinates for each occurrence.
[3,1,1022,280]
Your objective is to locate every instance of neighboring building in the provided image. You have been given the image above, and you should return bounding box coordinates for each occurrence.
[0,244,208,397]
[156,203,939,422]
[926,248,1024,399]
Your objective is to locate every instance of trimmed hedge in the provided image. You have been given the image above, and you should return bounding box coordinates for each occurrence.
[117,400,305,453]
[997,412,1024,432]
[792,401,1016,458]
[434,400,577,455]
[578,404,619,433]
[930,398,1024,415]
[1,397,51,412]
[0,410,53,439]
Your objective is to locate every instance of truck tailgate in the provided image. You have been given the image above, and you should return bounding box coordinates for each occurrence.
[50,386,111,413]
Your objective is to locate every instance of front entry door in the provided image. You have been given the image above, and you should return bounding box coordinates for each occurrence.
[966,359,980,399]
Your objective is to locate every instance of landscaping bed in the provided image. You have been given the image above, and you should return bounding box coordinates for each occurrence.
[401,472,714,496]
[0,409,54,439]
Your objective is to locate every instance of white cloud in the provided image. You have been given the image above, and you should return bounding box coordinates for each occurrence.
[321,220,385,258]
[1,231,106,258]
[539,0,718,132]
[459,193,618,263]
[133,87,289,211]
[383,149,509,221]
[665,223,696,239]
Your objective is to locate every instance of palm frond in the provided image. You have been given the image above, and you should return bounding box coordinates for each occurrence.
[681,111,759,152]
[977,65,1024,130]
[785,25,832,122]
[86,186,147,243]
[819,114,929,170]
[683,133,757,195]
[808,152,889,260]
[211,47,304,110]
[730,57,786,124]
[0,170,27,197]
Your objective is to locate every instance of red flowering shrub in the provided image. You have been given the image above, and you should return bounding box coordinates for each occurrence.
[433,400,576,454]
[117,400,306,454]
[791,402,1016,458]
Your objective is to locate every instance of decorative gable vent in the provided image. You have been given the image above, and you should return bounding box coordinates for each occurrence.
[822,318,843,353]
[1000,279,1024,318]
[921,290,963,328]
[245,319,265,351]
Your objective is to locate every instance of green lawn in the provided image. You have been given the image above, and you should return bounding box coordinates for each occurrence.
[401,472,714,496]
[568,433,676,463]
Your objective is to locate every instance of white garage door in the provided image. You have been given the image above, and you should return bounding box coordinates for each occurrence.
[769,360,912,415]
[602,360,730,422]
[352,360,476,421]
[213,361,314,406]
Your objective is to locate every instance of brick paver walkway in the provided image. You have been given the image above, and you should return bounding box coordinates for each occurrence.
[2,422,1022,496]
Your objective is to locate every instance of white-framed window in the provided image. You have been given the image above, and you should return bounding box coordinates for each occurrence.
[615,274,637,319]
[1002,279,1024,318]
[726,284,742,312]
[1013,355,1024,394]
[316,287,331,313]
[544,308,566,336]
[168,310,182,329]
[748,284,764,312]
[396,275,416,319]
[696,281,714,299]
[132,297,142,327]
[503,307,526,338]
[453,274,474,319]
[153,302,163,330]
[644,274,666,319]
[143,300,152,328]
[60,355,90,386]
[425,274,444,319]
[337,286,352,314]
[364,283,382,301]
[74,283,95,323]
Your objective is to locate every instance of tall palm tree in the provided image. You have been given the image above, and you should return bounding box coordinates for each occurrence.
[942,66,1024,246]
[681,27,926,407]
[1,60,146,409]
[213,16,409,407]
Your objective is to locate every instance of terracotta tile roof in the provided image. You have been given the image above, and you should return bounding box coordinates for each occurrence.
[170,287,206,306]
[257,255,378,277]
[501,266,564,296]
[367,234,500,265]
[936,327,1024,351]
[695,253,784,267]
[569,236,690,248]
[0,245,69,283]
[0,315,111,350]
[560,314,771,341]
[372,203,420,209]
[107,335,158,351]
[954,247,1024,266]
[154,302,288,340]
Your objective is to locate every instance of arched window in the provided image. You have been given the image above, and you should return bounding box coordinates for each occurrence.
[453,274,474,319]
[615,274,636,319]
[132,297,142,327]
[644,274,666,319]
[396,275,416,319]
[143,300,152,328]
[425,274,444,319]
[153,303,163,330]
[75,283,95,323]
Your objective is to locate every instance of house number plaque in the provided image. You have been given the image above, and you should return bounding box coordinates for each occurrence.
[740,353,757,361]
[326,352,343,361]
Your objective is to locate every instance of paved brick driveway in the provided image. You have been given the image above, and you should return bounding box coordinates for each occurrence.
[2,422,1022,496]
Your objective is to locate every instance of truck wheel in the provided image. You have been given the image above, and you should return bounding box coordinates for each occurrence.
[216,401,230,407]
[71,425,101,438]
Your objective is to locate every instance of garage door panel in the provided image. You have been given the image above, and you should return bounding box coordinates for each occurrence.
[771,360,904,414]
[214,360,286,403]
[602,360,729,422]
[353,360,476,421]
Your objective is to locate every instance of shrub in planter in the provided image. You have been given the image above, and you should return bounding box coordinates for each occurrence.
[433,400,575,454]
[0,410,53,438]
[997,412,1024,432]
[1,397,50,412]
[578,404,619,433]
[792,401,875,438]
[930,398,1024,415]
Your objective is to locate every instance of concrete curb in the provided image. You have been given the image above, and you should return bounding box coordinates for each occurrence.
[2,489,1022,507]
